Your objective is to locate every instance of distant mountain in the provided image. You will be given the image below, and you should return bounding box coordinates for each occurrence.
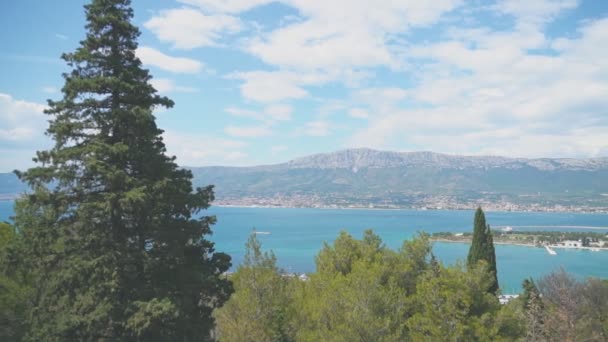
[188,149,608,210]
[3,149,608,210]
[284,148,608,171]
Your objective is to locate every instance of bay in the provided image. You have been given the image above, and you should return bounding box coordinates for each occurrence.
[2,200,607,293]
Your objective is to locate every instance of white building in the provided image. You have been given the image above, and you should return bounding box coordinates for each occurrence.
[499,294,519,305]
[562,240,582,248]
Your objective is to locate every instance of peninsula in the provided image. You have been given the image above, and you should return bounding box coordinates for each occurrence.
[431,230,608,252]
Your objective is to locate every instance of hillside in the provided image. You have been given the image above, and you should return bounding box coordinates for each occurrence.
[188,149,608,211]
[3,148,608,210]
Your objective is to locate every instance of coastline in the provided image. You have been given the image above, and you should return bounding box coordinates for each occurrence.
[2,198,608,214]
[213,204,608,215]
[431,238,539,248]
[430,238,608,251]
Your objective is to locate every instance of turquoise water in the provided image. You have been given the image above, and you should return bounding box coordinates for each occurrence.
[2,201,607,293]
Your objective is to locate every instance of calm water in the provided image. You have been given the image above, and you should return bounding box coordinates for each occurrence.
[2,201,607,293]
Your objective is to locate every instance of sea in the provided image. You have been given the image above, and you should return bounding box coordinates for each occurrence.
[2,200,607,293]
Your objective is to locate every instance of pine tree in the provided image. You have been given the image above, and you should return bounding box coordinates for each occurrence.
[466,207,499,294]
[0,222,30,341]
[13,0,231,340]
[522,278,546,341]
[214,233,294,342]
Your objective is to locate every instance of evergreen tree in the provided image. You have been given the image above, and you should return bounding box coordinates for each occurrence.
[521,278,542,310]
[521,278,546,341]
[214,233,294,342]
[466,207,499,294]
[0,222,30,341]
[12,0,231,340]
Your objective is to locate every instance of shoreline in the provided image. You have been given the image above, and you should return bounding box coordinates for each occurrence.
[2,199,608,215]
[213,204,608,215]
[431,238,539,248]
[430,238,608,251]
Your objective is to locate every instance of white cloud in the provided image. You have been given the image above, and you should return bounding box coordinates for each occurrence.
[246,0,461,71]
[144,8,241,49]
[163,130,248,166]
[228,70,319,102]
[173,1,460,105]
[21,0,599,164]
[223,104,291,138]
[228,69,347,102]
[347,16,608,158]
[224,125,272,138]
[303,120,330,136]
[348,108,369,119]
[247,23,395,71]
[355,87,408,106]
[136,46,203,73]
[150,1,457,103]
[54,33,68,40]
[0,93,49,170]
[177,0,272,13]
[403,128,608,159]
[0,93,46,143]
[150,78,198,93]
[225,104,292,123]
[340,87,409,121]
[264,104,292,121]
[494,0,578,27]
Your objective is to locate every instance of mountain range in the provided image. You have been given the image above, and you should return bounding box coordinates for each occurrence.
[2,148,608,210]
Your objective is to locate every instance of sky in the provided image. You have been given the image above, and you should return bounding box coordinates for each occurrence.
[1,0,608,171]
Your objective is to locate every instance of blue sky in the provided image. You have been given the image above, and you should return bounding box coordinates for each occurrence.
[1,0,608,171]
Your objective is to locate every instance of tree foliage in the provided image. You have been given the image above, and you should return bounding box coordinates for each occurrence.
[0,222,30,341]
[8,0,231,340]
[536,269,608,342]
[408,262,507,341]
[293,230,416,341]
[467,207,499,294]
[223,230,524,342]
[521,278,546,341]
[214,233,294,342]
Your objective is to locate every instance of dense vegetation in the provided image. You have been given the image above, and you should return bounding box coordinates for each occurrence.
[3,218,608,340]
[1,0,231,340]
[0,1,606,341]
[215,231,608,341]
[215,231,516,341]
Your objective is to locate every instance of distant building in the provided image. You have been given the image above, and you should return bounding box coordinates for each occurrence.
[589,240,605,247]
[562,240,582,248]
[499,294,519,305]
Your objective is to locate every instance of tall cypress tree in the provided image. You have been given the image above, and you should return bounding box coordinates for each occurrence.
[13,0,232,340]
[466,207,498,294]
